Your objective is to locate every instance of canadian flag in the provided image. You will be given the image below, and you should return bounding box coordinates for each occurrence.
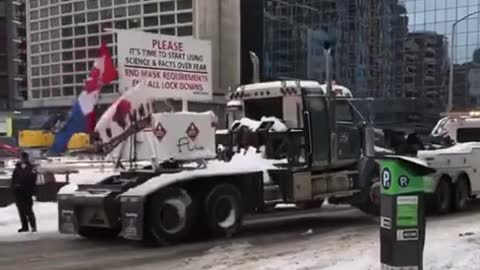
[79,42,118,131]
[50,42,117,154]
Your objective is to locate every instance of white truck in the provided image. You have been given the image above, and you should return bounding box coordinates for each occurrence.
[417,112,480,214]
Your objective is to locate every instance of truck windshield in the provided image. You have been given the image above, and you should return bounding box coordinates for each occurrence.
[244,97,283,120]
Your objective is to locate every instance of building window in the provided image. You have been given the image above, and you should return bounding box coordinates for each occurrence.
[103,84,114,93]
[115,20,127,29]
[31,22,39,31]
[88,48,98,57]
[62,51,73,61]
[50,6,60,16]
[144,3,158,14]
[40,8,48,18]
[50,18,60,27]
[52,88,61,97]
[62,27,73,37]
[51,0,59,4]
[115,0,126,4]
[63,39,73,49]
[61,3,72,13]
[52,53,61,62]
[75,74,85,83]
[143,16,158,27]
[128,5,141,16]
[52,65,61,74]
[63,63,74,73]
[42,89,51,98]
[160,28,175,35]
[31,45,40,54]
[160,1,174,11]
[32,67,40,76]
[32,79,41,87]
[101,34,113,44]
[128,0,140,3]
[88,24,99,34]
[41,77,50,86]
[63,87,74,96]
[41,43,49,52]
[52,40,61,51]
[31,10,39,20]
[101,0,112,7]
[31,0,39,9]
[40,0,48,6]
[31,56,40,65]
[51,29,60,39]
[74,14,86,24]
[40,20,49,29]
[88,36,99,46]
[40,31,49,41]
[75,26,86,35]
[177,26,192,36]
[41,67,49,77]
[32,33,40,43]
[75,62,87,71]
[63,75,74,84]
[115,7,127,18]
[74,1,85,12]
[101,9,113,20]
[41,54,50,64]
[61,16,73,26]
[75,49,86,59]
[75,38,86,47]
[177,0,192,10]
[177,13,192,23]
[128,19,141,28]
[160,15,175,25]
[87,11,99,22]
[32,90,41,99]
[87,0,99,9]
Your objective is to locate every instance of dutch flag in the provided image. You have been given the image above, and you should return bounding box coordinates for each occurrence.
[50,43,117,154]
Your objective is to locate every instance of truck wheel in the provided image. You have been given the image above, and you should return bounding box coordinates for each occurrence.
[435,177,452,214]
[78,227,119,240]
[204,184,243,237]
[148,187,196,245]
[453,176,470,211]
[356,181,380,216]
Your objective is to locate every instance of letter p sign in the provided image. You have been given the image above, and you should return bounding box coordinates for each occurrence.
[382,168,392,190]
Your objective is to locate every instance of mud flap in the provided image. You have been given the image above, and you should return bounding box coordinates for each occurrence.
[120,196,145,240]
[58,196,79,234]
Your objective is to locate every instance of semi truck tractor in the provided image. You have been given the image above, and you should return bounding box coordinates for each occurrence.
[57,80,429,245]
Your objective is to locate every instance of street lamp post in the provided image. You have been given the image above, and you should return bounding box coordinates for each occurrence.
[448,11,480,112]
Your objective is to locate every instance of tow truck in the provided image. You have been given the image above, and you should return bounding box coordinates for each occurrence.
[417,111,480,214]
[57,78,432,245]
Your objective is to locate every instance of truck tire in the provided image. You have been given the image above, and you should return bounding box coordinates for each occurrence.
[78,227,119,240]
[435,177,452,215]
[453,176,470,212]
[148,187,196,245]
[356,181,380,216]
[204,184,243,237]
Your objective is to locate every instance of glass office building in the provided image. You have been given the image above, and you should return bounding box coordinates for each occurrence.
[261,0,480,109]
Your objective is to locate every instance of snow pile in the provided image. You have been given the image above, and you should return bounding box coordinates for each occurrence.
[233,117,288,132]
[57,167,118,194]
[418,142,480,156]
[123,147,285,197]
[0,202,59,242]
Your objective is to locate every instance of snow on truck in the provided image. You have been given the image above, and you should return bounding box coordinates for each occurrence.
[57,81,428,245]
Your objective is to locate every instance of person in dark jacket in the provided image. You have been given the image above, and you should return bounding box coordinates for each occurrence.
[11,152,37,232]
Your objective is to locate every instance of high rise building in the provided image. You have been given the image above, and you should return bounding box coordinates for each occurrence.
[0,0,27,111]
[24,0,195,110]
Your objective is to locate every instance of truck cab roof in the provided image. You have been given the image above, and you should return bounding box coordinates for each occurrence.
[228,80,353,101]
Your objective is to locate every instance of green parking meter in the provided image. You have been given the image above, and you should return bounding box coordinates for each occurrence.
[377,156,435,270]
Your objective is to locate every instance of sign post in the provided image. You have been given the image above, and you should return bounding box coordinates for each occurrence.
[378,156,435,270]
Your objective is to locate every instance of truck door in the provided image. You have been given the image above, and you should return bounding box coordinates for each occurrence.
[335,99,362,165]
[301,88,330,169]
